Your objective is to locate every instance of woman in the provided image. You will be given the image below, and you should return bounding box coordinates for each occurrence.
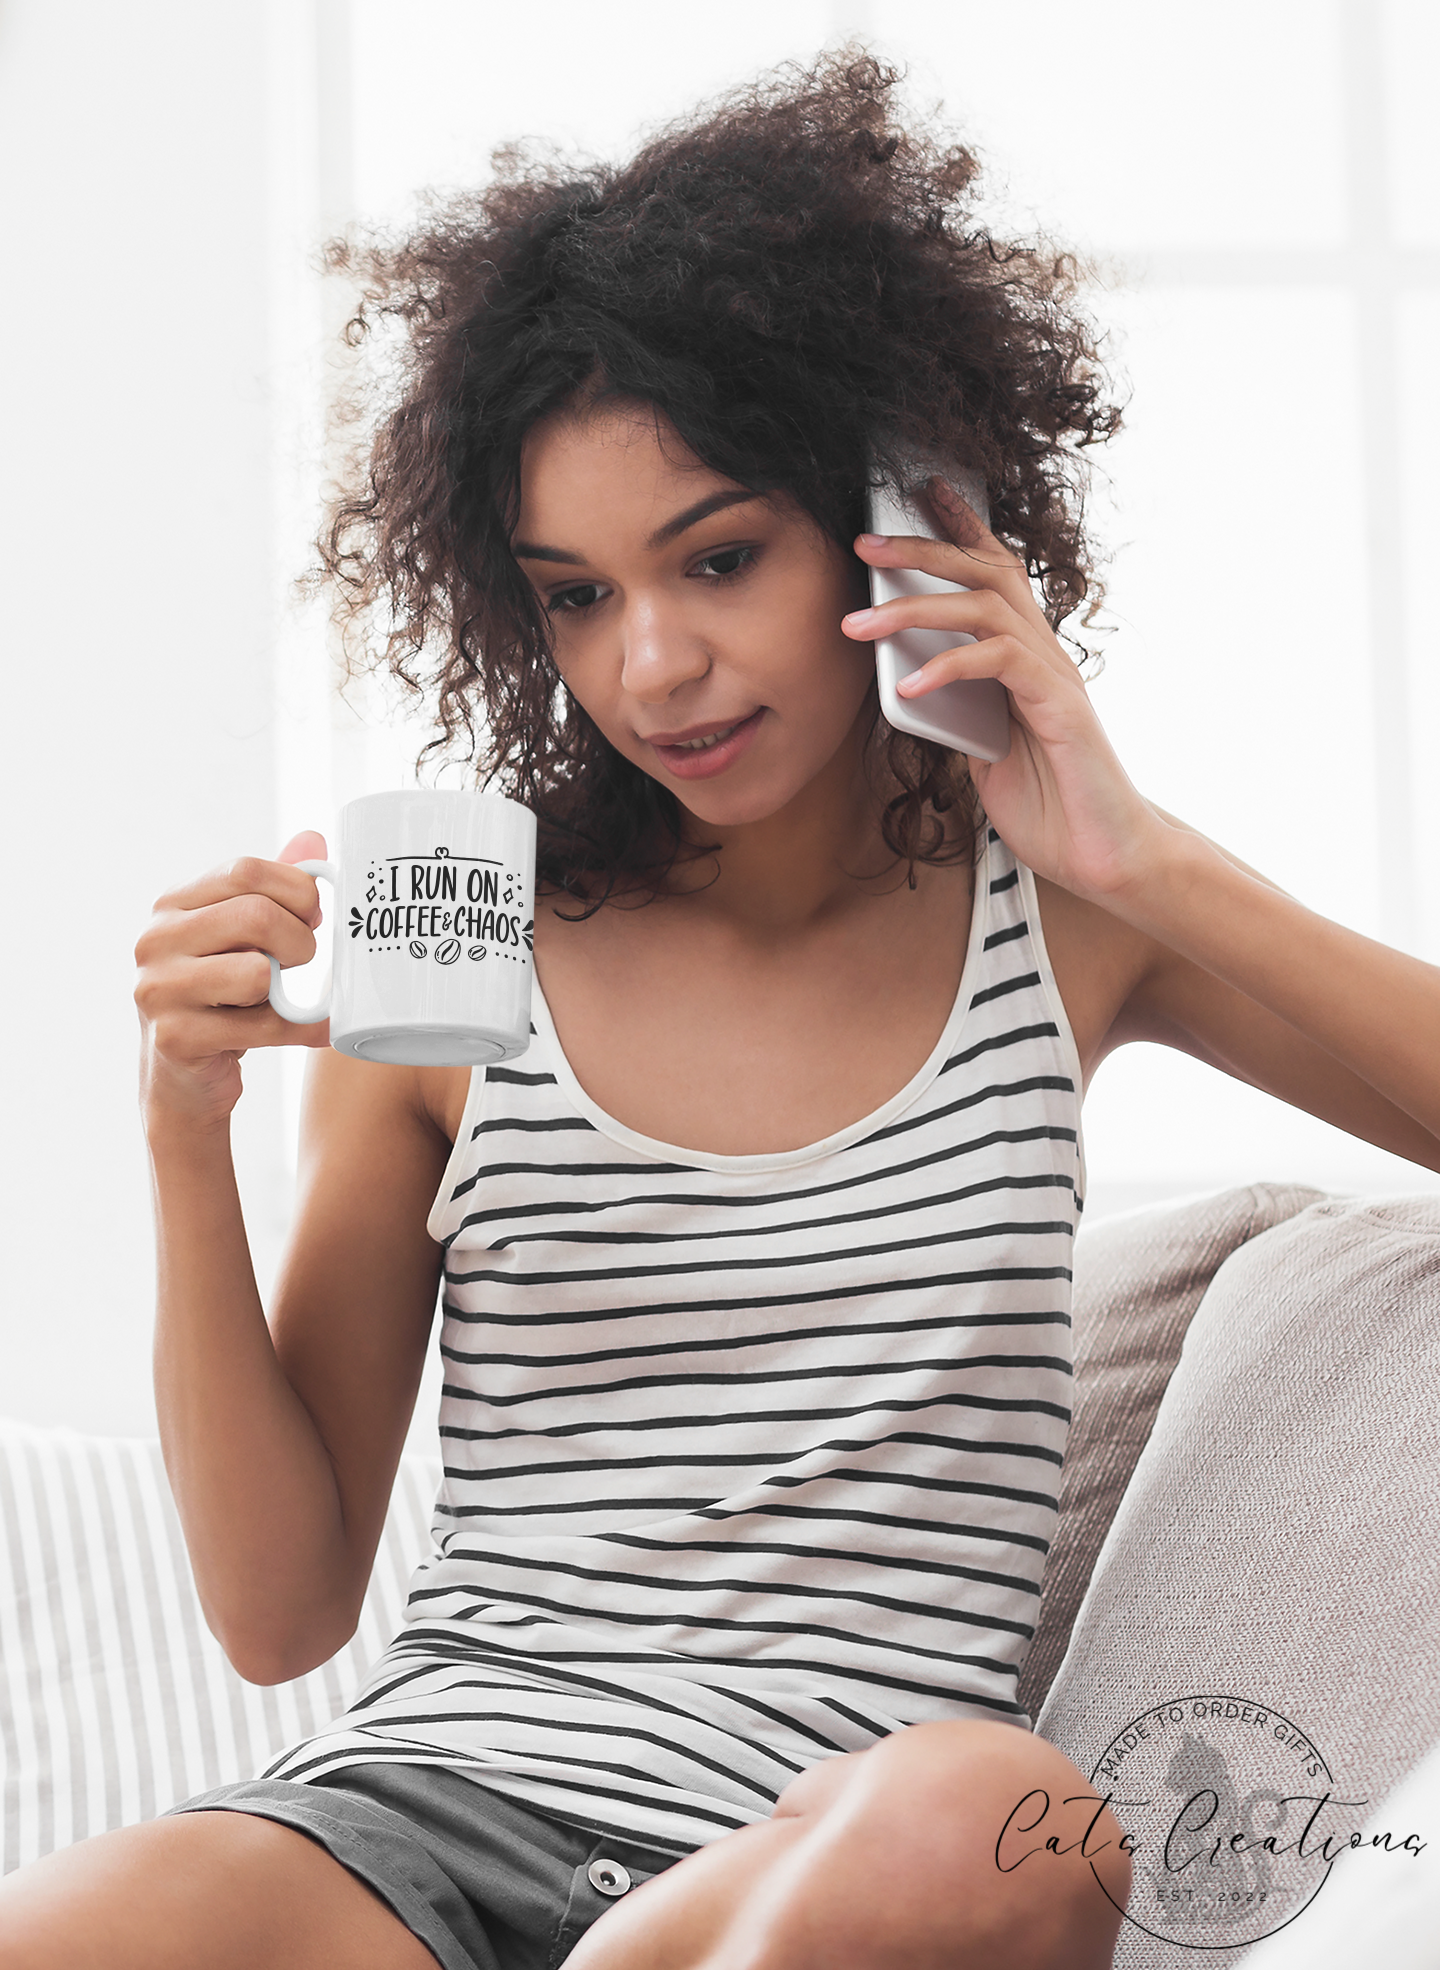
[5,52,1438,1970]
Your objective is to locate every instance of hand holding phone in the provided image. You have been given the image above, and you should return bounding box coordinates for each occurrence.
[868,467,1012,763]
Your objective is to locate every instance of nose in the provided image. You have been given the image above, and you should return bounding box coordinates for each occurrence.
[618,592,712,704]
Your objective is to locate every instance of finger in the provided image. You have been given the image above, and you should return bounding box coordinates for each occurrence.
[136,891,319,970]
[854,520,1045,626]
[279,830,327,866]
[843,588,1061,665]
[892,630,1086,716]
[148,1006,332,1058]
[157,950,297,1014]
[151,853,324,929]
[854,530,1039,619]
[140,958,331,1055]
[922,475,1005,553]
[277,834,328,927]
[194,952,331,1044]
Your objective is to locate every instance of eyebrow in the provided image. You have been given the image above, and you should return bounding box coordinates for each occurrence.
[512,488,761,565]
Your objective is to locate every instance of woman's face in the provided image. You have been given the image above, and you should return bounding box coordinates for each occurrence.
[513,404,874,832]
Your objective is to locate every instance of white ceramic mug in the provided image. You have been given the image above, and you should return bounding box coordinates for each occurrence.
[266,789,536,1066]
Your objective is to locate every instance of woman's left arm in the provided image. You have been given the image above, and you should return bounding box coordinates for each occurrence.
[1075,816,1440,1170]
[846,487,1440,1171]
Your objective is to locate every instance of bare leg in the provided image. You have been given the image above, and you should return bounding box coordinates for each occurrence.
[0,1811,438,1970]
[566,1720,1132,1970]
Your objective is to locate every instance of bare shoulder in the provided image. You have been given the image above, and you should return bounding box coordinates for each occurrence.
[1031,874,1161,1083]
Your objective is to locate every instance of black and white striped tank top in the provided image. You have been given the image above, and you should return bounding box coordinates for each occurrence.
[267,828,1085,1853]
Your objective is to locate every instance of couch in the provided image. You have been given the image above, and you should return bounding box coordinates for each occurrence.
[4,1184,1438,1965]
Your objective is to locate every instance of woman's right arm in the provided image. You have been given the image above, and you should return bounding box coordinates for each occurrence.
[135,840,449,1684]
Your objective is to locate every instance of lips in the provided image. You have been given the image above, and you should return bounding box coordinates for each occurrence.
[645,707,765,780]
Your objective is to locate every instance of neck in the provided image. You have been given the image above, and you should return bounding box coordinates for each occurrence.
[667,712,897,935]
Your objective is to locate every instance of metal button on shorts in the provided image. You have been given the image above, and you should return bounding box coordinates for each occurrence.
[588,1857,632,1896]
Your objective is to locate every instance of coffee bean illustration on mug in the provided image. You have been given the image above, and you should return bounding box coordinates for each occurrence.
[266,789,536,1066]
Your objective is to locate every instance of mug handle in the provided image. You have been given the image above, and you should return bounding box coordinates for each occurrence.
[267,859,336,1025]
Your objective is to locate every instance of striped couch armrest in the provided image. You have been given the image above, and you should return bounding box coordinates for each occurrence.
[0,1419,439,1873]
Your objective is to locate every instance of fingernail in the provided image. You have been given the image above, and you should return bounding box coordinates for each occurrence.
[897,669,926,693]
[843,607,877,628]
[857,533,888,547]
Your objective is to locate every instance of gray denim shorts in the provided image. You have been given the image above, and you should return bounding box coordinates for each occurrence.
[169,1762,685,1970]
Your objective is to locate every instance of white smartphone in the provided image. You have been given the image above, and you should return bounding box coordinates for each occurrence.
[868,465,1012,762]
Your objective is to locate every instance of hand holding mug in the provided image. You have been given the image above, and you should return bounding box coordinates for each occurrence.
[136,793,536,1137]
[134,832,331,1134]
[264,790,536,1067]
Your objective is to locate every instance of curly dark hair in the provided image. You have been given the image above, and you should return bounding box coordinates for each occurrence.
[315,51,1121,900]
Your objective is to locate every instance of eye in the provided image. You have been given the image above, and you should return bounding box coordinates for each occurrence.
[546,581,607,615]
[691,545,757,582]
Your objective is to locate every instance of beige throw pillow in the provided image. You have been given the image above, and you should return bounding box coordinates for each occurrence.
[1036,1194,1440,1970]
[1020,1183,1323,1719]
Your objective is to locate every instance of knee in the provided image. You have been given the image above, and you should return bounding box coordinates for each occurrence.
[877,1720,1131,1929]
[762,1720,1130,1970]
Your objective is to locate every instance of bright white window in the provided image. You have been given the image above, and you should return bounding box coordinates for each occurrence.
[309,0,1440,1212]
